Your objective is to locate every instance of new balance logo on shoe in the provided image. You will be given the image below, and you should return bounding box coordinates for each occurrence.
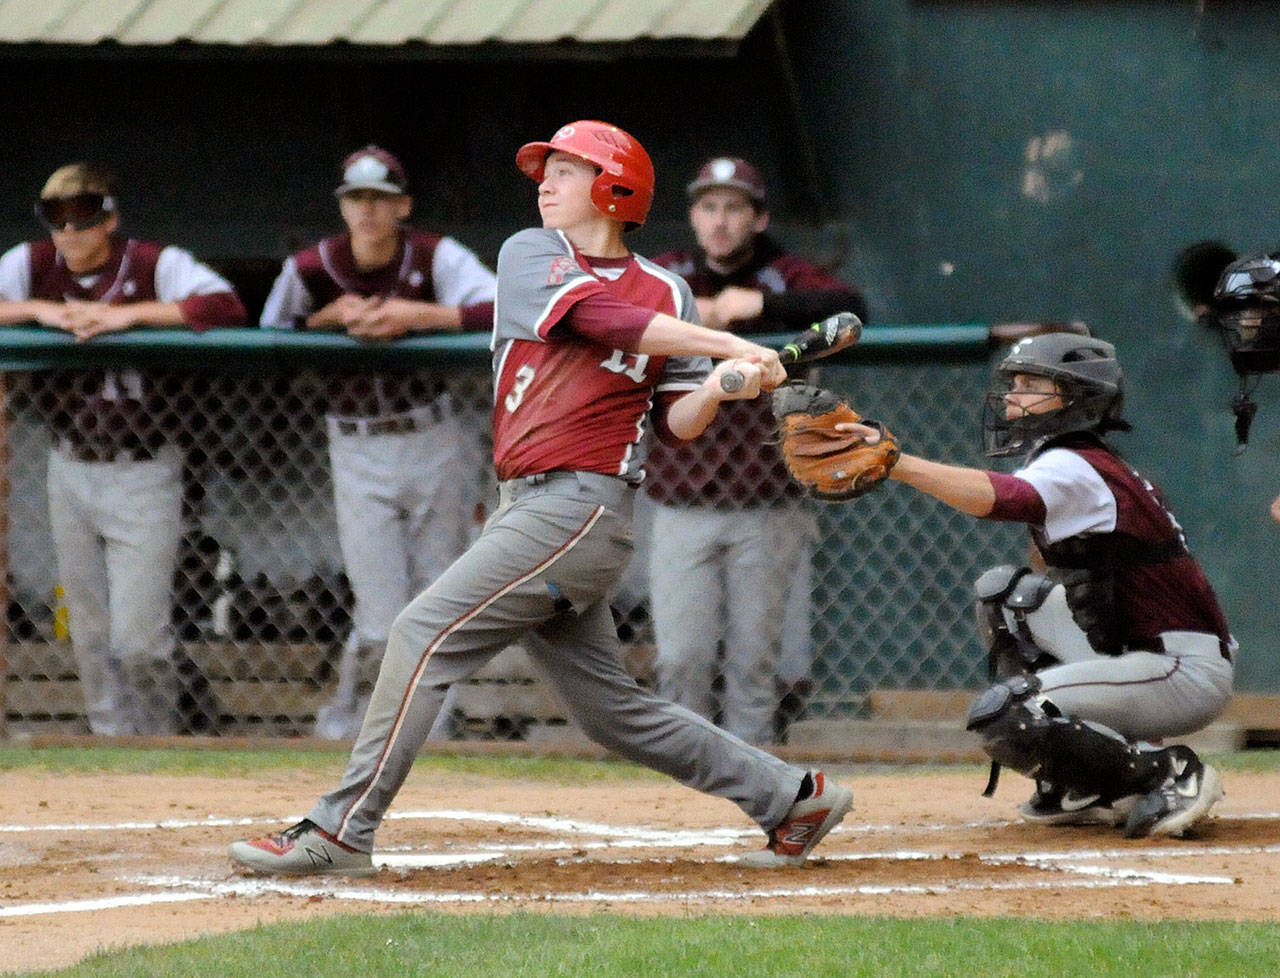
[776,821,820,849]
[303,842,337,868]
[740,771,853,868]
[228,820,376,877]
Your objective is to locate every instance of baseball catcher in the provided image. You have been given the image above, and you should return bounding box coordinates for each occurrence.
[772,383,899,500]
[828,334,1234,838]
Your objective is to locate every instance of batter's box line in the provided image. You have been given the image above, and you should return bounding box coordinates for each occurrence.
[0,851,1235,920]
[986,841,1280,863]
[791,849,1234,888]
[114,868,1232,912]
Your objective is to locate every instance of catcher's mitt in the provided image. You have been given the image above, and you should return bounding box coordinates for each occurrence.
[772,383,900,501]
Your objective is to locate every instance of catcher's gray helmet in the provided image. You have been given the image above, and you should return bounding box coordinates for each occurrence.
[982,333,1126,458]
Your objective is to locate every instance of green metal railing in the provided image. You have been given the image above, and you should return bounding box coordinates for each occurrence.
[0,323,995,371]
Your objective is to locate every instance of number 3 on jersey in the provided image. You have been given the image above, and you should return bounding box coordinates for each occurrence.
[505,365,536,412]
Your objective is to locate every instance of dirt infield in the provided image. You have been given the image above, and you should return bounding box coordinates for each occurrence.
[3,761,1280,973]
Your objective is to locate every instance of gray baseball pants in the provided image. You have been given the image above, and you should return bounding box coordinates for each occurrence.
[649,502,811,744]
[308,471,805,852]
[47,444,182,736]
[1014,584,1234,740]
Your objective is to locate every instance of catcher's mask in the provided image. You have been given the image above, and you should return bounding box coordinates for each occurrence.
[1212,254,1280,376]
[1210,254,1280,450]
[982,333,1126,458]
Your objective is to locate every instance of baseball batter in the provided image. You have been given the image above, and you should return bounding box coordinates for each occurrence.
[230,120,852,875]
[838,333,1233,837]
[260,145,496,740]
[0,162,247,735]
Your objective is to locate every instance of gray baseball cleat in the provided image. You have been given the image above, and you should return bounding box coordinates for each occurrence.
[1123,747,1225,839]
[740,770,853,868]
[228,819,375,877]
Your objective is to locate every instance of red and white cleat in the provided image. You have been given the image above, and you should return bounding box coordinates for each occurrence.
[228,819,375,877]
[741,771,853,868]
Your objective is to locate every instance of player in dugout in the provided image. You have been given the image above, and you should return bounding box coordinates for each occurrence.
[228,120,854,876]
[0,163,246,736]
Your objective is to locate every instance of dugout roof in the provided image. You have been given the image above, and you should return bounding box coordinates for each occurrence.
[0,0,777,54]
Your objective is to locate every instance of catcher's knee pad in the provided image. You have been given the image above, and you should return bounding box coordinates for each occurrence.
[973,566,1057,675]
[966,676,1168,797]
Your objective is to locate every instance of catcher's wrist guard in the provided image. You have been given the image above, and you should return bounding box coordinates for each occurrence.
[771,383,900,501]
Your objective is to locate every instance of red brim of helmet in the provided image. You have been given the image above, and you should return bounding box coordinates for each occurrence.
[515,142,556,182]
[516,140,624,182]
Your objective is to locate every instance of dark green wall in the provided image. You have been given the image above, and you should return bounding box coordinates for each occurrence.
[779,0,1280,686]
[2,0,1276,685]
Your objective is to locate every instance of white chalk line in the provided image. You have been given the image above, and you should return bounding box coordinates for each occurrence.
[0,804,1254,918]
[7,807,1275,837]
[0,891,217,919]
[102,867,1230,911]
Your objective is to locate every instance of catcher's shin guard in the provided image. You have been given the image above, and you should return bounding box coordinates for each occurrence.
[966,675,1169,801]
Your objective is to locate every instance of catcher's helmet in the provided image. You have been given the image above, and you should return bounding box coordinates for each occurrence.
[1211,254,1280,375]
[516,120,655,230]
[982,333,1126,458]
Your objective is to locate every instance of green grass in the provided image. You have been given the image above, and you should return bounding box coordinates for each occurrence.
[13,913,1280,978]
[3,741,1276,781]
[0,743,666,782]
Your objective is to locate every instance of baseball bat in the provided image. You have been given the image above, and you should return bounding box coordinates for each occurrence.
[719,312,863,393]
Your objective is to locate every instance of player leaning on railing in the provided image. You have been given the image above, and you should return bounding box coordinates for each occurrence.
[0,162,246,736]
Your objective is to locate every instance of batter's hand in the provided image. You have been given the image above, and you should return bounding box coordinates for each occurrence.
[708,358,766,400]
[729,342,785,391]
[1270,490,1280,526]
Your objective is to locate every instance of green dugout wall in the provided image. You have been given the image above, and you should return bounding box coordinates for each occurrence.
[0,0,1275,687]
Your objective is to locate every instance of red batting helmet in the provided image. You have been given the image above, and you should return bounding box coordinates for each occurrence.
[516,120,655,229]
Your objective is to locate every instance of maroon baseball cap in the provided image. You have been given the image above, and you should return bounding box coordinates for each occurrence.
[334,145,408,197]
[686,157,767,205]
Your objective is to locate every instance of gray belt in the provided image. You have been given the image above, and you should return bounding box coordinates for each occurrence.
[498,470,635,508]
[333,400,445,436]
[57,439,156,463]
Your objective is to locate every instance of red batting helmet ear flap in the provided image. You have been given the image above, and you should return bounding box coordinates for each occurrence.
[516,120,655,229]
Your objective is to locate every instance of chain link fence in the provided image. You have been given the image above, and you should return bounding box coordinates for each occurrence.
[1,337,1019,743]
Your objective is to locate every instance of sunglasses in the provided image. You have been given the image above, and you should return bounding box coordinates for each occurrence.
[35,193,116,231]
